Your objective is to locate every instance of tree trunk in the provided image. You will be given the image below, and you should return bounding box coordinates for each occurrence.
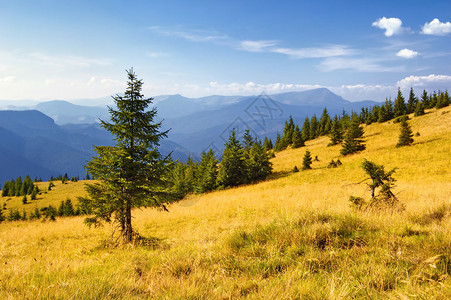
[123,199,133,243]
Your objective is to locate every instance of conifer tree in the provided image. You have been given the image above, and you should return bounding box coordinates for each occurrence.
[396,117,414,147]
[22,195,27,204]
[319,108,331,135]
[328,115,343,146]
[310,114,319,140]
[0,207,4,223]
[393,88,407,118]
[407,87,418,114]
[247,140,272,182]
[217,129,246,188]
[273,133,283,152]
[282,116,295,147]
[301,117,310,142]
[420,90,430,109]
[340,115,365,155]
[2,182,9,197]
[302,150,313,170]
[291,124,304,148]
[84,68,172,243]
[414,101,425,117]
[262,137,273,152]
[15,176,22,196]
[195,149,218,193]
[242,129,254,154]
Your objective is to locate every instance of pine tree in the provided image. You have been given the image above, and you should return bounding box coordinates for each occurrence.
[396,117,414,147]
[420,90,430,109]
[273,133,283,152]
[0,207,4,223]
[242,129,254,154]
[414,101,425,117]
[22,195,27,205]
[301,117,310,142]
[310,114,319,140]
[328,115,343,146]
[393,88,407,118]
[282,116,295,147]
[291,124,304,148]
[217,129,246,188]
[407,87,418,114]
[262,137,273,152]
[84,68,172,243]
[2,181,9,197]
[302,150,313,170]
[247,140,272,182]
[319,108,331,135]
[15,176,22,196]
[195,149,218,193]
[340,115,365,155]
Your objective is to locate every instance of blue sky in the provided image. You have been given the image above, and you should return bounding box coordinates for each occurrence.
[1,0,451,102]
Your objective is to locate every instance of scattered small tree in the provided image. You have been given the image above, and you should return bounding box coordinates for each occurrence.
[22,195,28,204]
[302,150,313,170]
[396,117,414,147]
[340,116,365,155]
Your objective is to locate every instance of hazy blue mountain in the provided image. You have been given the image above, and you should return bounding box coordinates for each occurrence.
[0,110,193,182]
[35,100,109,124]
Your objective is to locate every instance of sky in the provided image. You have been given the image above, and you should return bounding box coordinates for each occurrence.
[0,0,451,102]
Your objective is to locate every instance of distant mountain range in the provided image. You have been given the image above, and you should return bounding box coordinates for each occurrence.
[0,88,380,183]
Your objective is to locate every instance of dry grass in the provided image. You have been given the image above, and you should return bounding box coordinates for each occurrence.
[0,106,450,299]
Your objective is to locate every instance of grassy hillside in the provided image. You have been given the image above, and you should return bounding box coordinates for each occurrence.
[0,107,450,299]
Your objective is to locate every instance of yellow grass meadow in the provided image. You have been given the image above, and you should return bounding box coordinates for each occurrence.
[0,106,450,299]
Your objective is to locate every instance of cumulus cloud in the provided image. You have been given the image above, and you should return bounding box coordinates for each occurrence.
[396,48,419,59]
[372,17,404,36]
[421,18,451,35]
[397,74,451,89]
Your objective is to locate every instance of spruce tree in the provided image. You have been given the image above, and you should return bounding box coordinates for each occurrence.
[328,115,343,146]
[407,87,418,114]
[247,140,272,182]
[262,137,273,152]
[301,117,310,142]
[217,129,246,188]
[0,207,4,223]
[195,149,218,193]
[393,88,407,118]
[319,108,331,135]
[2,182,9,197]
[84,68,172,243]
[22,195,27,204]
[302,150,313,170]
[273,133,283,152]
[420,90,430,109]
[414,101,425,117]
[340,115,365,155]
[310,114,319,140]
[396,117,414,147]
[291,124,304,148]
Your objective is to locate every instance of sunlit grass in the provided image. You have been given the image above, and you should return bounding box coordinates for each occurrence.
[0,106,450,298]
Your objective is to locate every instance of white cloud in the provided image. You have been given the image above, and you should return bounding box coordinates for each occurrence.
[0,76,17,83]
[319,57,403,72]
[239,40,277,52]
[149,26,227,42]
[397,74,451,89]
[396,48,419,59]
[421,18,451,36]
[272,45,353,58]
[372,17,404,37]
[146,52,168,58]
[206,81,322,95]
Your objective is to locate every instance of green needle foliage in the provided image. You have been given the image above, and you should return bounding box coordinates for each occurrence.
[302,150,313,170]
[396,117,414,147]
[84,68,172,243]
[340,115,365,155]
